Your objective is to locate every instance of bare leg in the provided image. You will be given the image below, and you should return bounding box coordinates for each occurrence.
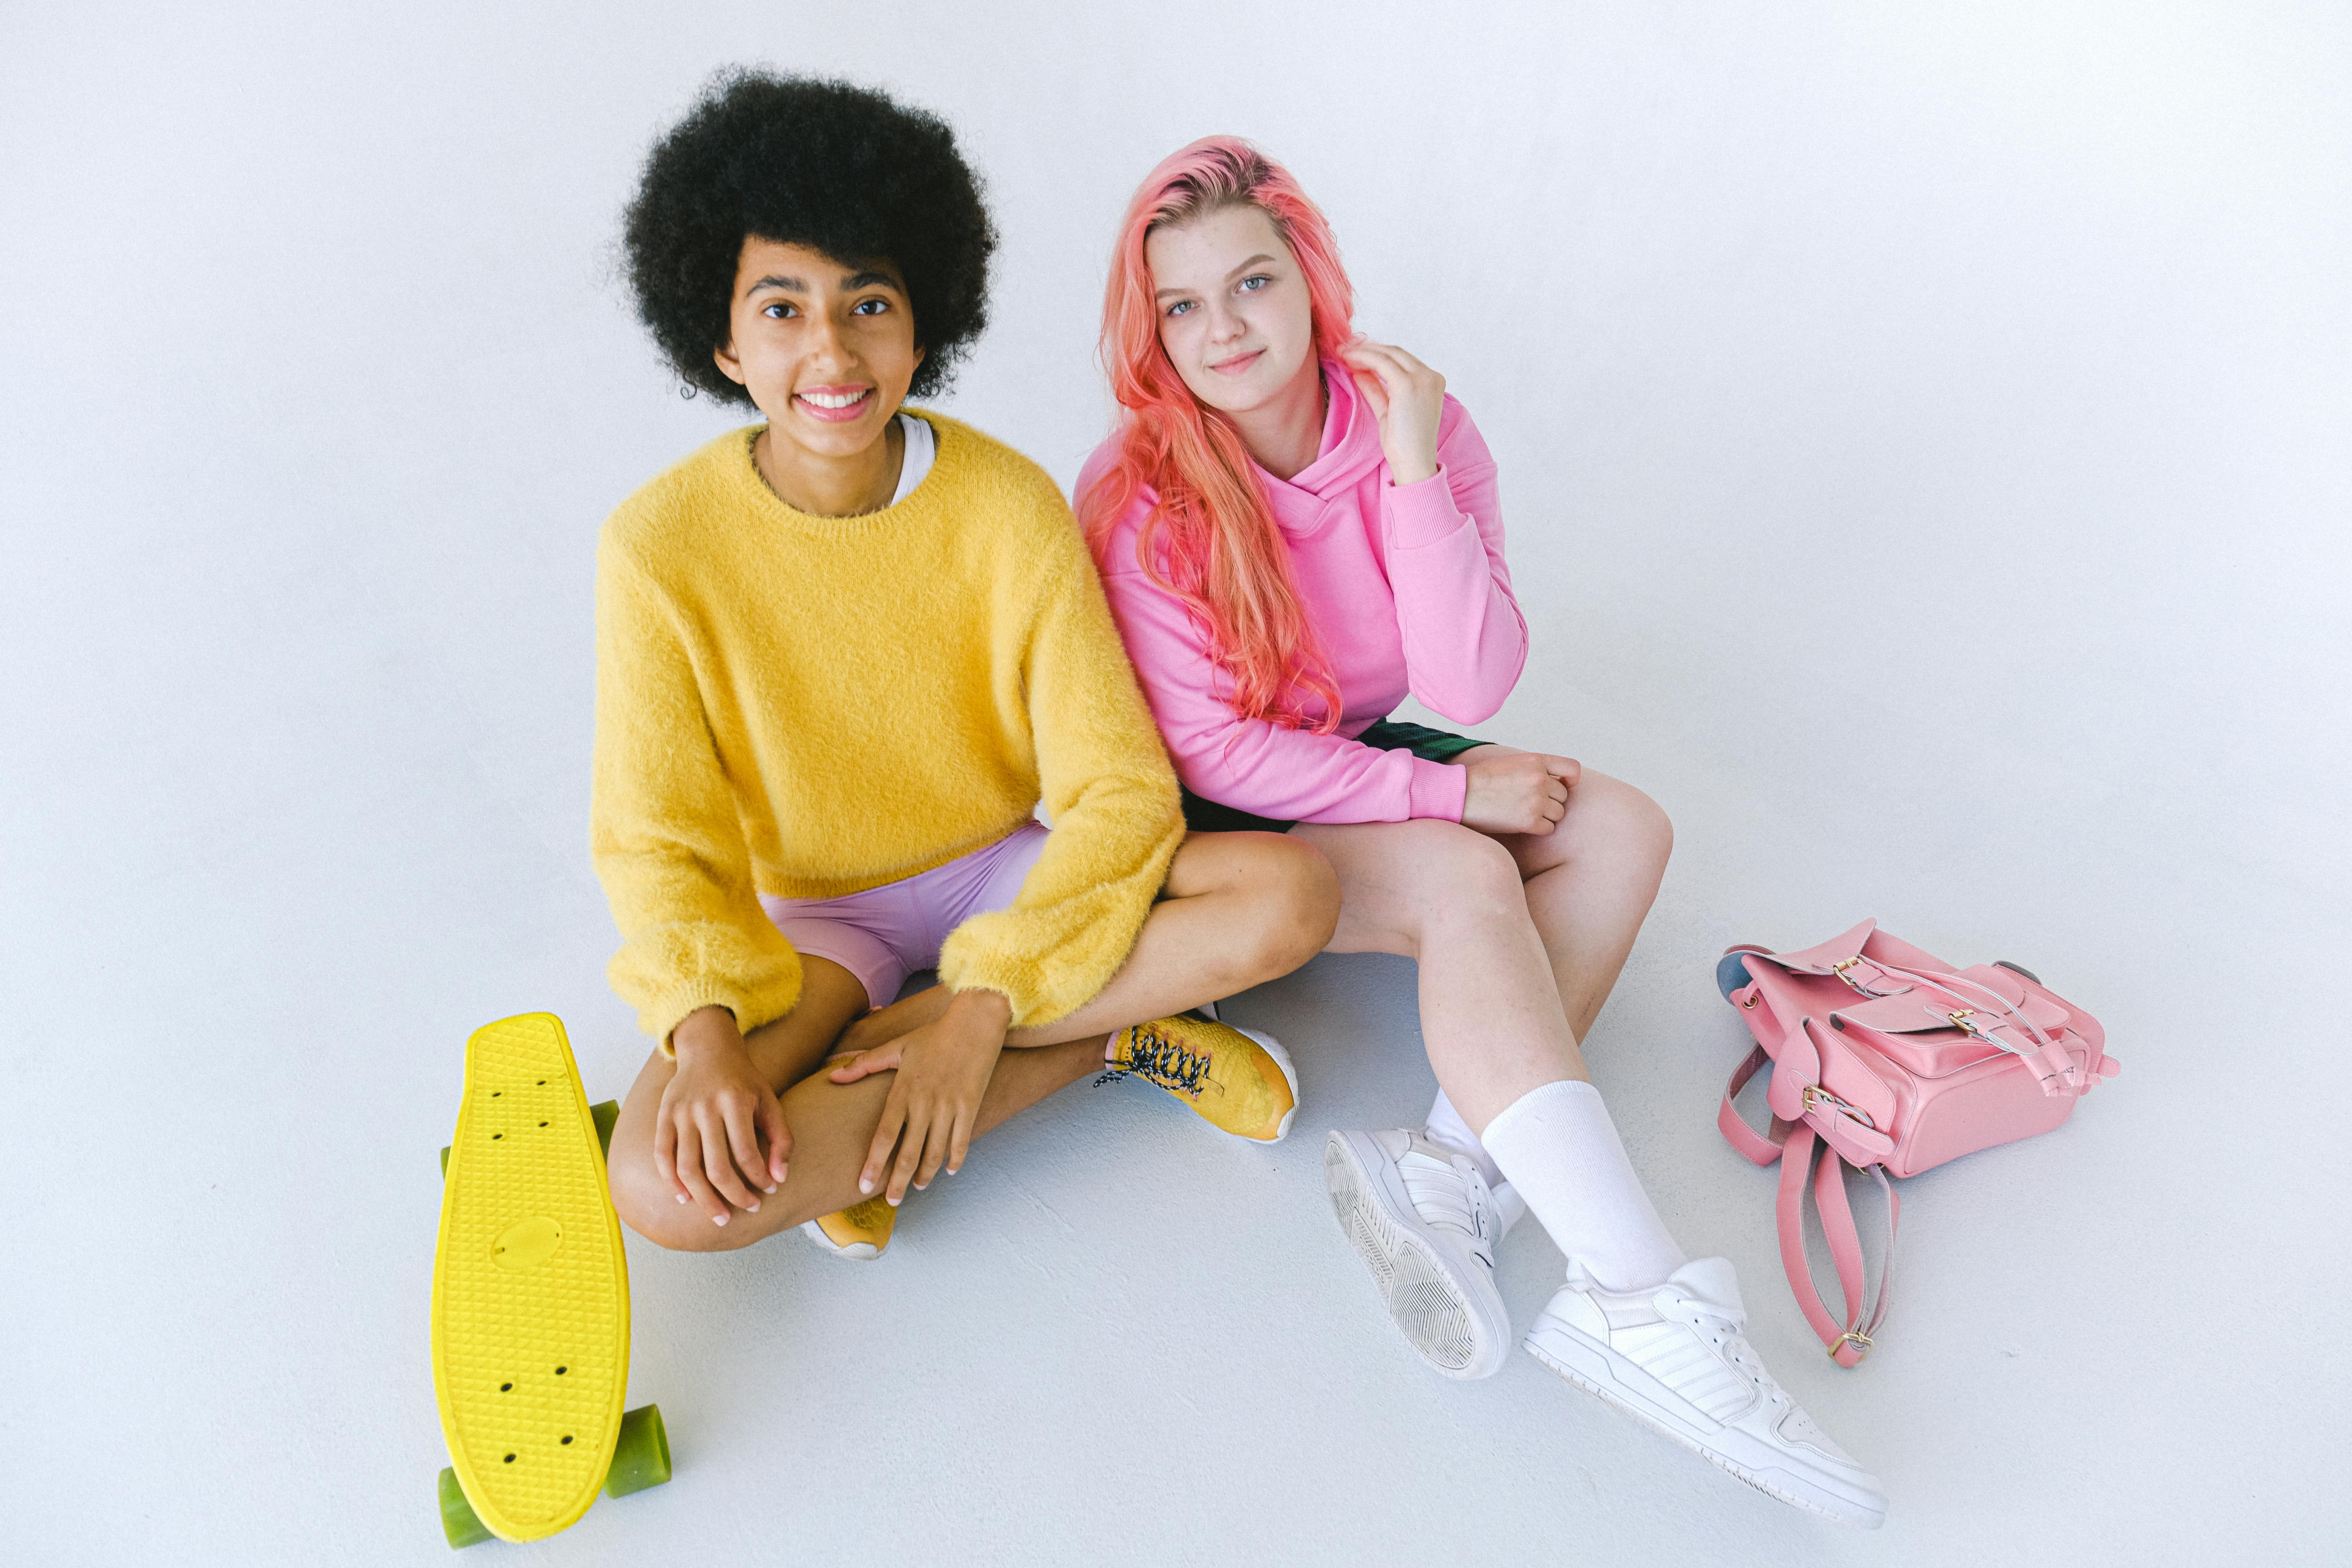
[835,829,1338,1056]
[1293,764,1669,1134]
[608,956,1107,1253]
[1482,758,1674,1043]
[1294,818,1586,1132]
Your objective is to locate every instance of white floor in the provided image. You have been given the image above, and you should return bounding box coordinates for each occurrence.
[6,5,2347,1565]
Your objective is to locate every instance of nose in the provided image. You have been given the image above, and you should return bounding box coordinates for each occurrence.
[1205,299,1246,346]
[803,307,854,374]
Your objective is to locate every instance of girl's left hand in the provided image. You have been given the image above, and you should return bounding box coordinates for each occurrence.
[831,987,1011,1204]
[1339,341,1446,486]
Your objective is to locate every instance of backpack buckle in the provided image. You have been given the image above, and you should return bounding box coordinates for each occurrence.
[1830,1330,1874,1361]
[1830,956,1889,997]
[1800,1084,1878,1130]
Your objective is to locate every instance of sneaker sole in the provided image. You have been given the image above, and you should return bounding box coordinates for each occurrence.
[1240,1027,1300,1143]
[798,1219,882,1261]
[1324,1131,1510,1380]
[1521,1318,1886,1528]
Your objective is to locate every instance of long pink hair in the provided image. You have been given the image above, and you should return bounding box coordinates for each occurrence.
[1079,136,1357,732]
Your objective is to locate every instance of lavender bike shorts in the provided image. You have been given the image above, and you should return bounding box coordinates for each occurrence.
[758,821,1050,1011]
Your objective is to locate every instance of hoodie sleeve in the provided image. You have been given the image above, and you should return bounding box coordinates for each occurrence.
[1095,515,1468,825]
[1377,400,1528,724]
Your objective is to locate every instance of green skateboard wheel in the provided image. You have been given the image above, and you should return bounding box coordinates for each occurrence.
[603,1404,672,1498]
[438,1466,493,1548]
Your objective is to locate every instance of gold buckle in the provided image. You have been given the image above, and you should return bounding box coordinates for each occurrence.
[1830,956,1881,996]
[1799,1084,1878,1130]
[1830,1330,1873,1361]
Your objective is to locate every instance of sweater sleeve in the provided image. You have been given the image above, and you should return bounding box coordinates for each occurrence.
[935,528,1185,1027]
[590,534,804,1046]
[1098,546,1464,826]
[1379,402,1528,725]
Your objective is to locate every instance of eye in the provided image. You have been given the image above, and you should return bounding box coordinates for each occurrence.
[1163,299,1195,318]
[761,301,797,319]
[852,298,891,316]
[1237,274,1272,293]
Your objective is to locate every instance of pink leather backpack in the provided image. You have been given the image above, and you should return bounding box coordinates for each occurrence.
[1715,920,2119,1366]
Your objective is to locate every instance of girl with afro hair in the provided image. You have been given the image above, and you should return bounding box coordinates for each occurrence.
[593,74,1337,1261]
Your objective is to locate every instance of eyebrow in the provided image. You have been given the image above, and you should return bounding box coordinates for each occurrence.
[1154,253,1278,301]
[746,270,905,295]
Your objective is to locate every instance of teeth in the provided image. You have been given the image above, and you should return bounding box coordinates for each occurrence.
[799,390,868,409]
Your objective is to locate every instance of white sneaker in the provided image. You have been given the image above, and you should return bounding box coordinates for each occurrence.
[1521,1257,1888,1528]
[1325,1129,1516,1380]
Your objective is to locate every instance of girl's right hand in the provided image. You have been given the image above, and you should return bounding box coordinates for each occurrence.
[659,1006,792,1228]
[1460,750,1582,836]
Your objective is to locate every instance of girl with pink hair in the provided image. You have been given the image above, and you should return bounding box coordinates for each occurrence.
[1078,137,1885,1526]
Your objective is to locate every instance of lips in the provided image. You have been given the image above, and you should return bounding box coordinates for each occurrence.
[1208,349,1264,377]
[794,385,874,423]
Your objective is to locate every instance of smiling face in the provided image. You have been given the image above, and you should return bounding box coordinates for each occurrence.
[713,237,925,463]
[1145,202,1317,418]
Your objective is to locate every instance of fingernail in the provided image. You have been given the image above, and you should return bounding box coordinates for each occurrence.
[765,1184,779,1194]
[859,1178,873,1194]
[888,1194,901,1207]
[675,1193,688,1204]
[712,1213,728,1227]
[745,1200,760,1211]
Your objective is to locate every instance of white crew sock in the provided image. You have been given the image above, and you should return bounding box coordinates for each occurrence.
[1478,1078,1688,1293]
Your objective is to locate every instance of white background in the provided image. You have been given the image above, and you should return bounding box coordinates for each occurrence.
[4,3,2346,1563]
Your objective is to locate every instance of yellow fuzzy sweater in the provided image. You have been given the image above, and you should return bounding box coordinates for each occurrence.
[591,414,1183,1043]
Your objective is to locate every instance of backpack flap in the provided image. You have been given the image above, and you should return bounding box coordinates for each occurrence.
[1805,1020,1898,1162]
[1716,1025,1895,1171]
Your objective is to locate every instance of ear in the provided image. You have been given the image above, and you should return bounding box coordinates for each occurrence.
[713,338,748,387]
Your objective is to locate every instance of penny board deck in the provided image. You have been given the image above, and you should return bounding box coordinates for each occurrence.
[431,1012,629,1543]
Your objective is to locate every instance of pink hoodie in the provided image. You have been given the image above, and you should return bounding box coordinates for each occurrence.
[1081,363,1527,824]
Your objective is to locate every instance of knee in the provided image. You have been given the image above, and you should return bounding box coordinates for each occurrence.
[609,1143,746,1254]
[1582,775,1674,876]
[1397,819,1527,915]
[1232,832,1341,976]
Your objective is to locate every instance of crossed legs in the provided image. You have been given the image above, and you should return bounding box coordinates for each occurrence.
[607,830,1337,1252]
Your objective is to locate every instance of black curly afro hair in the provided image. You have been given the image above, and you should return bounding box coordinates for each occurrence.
[623,69,996,406]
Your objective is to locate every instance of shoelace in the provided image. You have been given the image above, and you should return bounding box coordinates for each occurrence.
[1099,1024,1213,1099]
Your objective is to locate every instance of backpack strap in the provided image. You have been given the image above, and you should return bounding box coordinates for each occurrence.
[1718,1045,1784,1167]
[1778,1124,1899,1367]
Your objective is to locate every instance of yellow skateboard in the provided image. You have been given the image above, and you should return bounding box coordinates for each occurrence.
[431,1012,670,1548]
